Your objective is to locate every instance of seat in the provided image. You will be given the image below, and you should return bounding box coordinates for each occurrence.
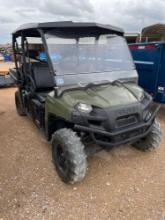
[32,63,54,90]
[31,63,55,102]
[27,49,39,60]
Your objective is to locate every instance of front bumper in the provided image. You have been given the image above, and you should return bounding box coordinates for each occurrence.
[73,99,160,147]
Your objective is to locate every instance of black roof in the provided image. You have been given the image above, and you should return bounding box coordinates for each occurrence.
[13,21,124,37]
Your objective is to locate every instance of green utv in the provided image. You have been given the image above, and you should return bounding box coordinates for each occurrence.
[10,21,162,184]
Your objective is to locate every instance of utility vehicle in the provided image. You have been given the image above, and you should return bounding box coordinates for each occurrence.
[10,22,162,184]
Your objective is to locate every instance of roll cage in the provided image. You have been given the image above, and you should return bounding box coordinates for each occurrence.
[12,21,124,82]
[12,21,125,99]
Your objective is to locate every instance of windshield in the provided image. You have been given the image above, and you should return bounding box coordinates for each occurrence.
[45,31,136,86]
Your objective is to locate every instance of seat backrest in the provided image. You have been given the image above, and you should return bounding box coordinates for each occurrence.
[27,49,39,60]
[31,63,55,91]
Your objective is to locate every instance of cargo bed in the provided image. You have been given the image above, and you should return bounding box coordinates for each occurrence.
[0,62,15,87]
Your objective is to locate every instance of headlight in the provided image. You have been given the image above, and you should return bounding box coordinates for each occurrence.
[76,103,92,113]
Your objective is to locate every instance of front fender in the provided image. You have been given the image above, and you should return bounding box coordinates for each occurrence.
[45,92,73,140]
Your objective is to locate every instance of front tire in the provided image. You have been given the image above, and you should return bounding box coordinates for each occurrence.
[132,119,162,151]
[52,128,87,184]
[15,91,26,116]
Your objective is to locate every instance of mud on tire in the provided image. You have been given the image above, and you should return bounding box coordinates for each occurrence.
[132,119,162,151]
[52,128,87,184]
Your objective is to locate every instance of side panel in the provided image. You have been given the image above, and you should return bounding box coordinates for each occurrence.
[45,92,73,121]
[44,92,73,139]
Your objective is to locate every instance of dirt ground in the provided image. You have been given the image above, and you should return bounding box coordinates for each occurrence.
[0,88,165,220]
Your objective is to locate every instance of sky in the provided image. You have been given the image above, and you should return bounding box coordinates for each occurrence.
[0,0,165,43]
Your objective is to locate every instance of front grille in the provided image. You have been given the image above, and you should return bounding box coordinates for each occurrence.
[116,115,137,128]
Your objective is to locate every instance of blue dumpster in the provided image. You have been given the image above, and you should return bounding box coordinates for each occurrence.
[129,42,165,103]
[3,54,11,62]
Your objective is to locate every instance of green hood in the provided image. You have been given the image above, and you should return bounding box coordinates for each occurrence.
[46,83,144,120]
[61,83,144,108]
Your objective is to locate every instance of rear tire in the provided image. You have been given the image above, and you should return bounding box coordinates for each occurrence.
[52,128,87,184]
[15,91,26,116]
[132,119,162,151]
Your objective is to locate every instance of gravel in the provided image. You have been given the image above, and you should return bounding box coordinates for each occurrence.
[0,88,165,220]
